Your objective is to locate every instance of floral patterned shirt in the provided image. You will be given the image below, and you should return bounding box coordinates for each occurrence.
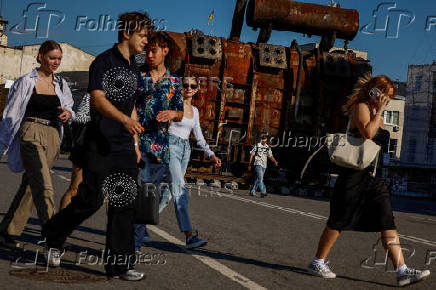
[137,69,184,164]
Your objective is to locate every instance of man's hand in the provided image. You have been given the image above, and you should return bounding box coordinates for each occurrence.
[274,160,279,167]
[57,106,72,123]
[210,155,222,167]
[156,110,179,122]
[248,163,252,171]
[123,117,145,135]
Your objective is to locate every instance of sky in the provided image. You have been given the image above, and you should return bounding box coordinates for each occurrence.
[1,0,435,82]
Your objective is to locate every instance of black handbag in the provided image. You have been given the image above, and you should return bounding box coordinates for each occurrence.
[60,122,73,152]
[134,181,160,225]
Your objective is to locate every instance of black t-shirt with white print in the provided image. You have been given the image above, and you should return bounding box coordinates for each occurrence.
[88,44,140,153]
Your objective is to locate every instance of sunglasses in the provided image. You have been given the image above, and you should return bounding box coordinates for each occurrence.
[183,83,198,89]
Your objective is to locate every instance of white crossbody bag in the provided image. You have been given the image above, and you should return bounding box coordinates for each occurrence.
[300,118,381,179]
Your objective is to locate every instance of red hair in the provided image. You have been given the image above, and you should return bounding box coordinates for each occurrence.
[343,74,397,115]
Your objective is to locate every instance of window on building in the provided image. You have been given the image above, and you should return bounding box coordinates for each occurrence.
[388,139,398,160]
[415,75,423,92]
[408,138,416,162]
[384,111,400,126]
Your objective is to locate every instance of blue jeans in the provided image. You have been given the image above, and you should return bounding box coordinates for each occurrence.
[167,134,192,233]
[250,165,266,194]
[134,154,170,250]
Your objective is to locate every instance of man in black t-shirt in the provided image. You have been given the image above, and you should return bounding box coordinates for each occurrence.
[42,12,151,281]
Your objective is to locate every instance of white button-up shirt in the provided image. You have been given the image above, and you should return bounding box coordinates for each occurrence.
[0,69,75,172]
[250,143,273,169]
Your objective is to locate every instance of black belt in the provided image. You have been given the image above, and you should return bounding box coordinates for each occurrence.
[25,117,58,128]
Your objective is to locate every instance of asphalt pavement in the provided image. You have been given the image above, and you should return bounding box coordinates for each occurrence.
[0,157,435,289]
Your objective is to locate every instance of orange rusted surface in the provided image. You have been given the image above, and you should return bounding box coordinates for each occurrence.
[162,1,369,181]
[246,0,359,40]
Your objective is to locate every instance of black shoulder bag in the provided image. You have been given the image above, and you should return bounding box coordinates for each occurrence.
[135,180,160,225]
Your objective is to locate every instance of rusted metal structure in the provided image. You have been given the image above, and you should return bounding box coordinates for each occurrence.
[162,0,371,185]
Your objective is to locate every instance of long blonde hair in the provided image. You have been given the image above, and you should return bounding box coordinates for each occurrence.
[342,73,397,115]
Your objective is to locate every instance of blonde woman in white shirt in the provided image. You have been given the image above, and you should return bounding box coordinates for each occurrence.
[163,76,221,249]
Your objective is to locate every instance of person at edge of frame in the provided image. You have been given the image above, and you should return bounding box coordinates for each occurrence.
[0,40,74,249]
[307,74,431,287]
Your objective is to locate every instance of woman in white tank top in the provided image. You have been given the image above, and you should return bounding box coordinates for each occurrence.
[163,76,221,249]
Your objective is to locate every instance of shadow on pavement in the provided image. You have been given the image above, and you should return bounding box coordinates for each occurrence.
[0,215,106,249]
[233,188,436,217]
[0,246,102,274]
[186,248,397,287]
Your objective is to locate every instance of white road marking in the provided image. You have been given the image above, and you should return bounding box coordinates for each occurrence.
[50,169,71,182]
[148,225,267,290]
[215,191,436,248]
[49,170,265,288]
[218,192,328,221]
[399,234,436,247]
[50,172,436,249]
[410,215,436,223]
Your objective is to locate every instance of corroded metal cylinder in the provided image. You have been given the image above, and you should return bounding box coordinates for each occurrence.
[246,0,359,40]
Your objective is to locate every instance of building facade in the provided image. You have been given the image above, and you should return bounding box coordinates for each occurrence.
[0,43,94,85]
[401,62,436,167]
[393,61,436,198]
[383,89,406,163]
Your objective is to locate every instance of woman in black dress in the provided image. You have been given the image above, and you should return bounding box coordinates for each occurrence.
[307,75,430,286]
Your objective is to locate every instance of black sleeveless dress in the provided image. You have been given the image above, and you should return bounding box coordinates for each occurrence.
[326,127,396,232]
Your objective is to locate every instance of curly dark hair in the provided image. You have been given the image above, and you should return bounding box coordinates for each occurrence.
[117,11,153,42]
[145,31,178,68]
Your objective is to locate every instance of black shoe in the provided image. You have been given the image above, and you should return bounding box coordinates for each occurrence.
[62,241,73,251]
[0,234,20,248]
[186,231,207,250]
[260,193,267,198]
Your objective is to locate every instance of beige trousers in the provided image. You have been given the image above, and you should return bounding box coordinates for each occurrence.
[0,121,60,236]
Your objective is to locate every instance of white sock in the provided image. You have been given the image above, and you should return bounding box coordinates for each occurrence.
[312,257,325,264]
[397,264,407,276]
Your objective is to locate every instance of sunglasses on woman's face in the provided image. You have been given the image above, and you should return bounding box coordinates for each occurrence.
[183,83,198,89]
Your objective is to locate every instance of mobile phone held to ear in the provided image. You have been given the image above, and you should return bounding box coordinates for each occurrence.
[369,87,381,101]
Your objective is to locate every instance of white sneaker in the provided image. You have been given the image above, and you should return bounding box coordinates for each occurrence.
[397,268,430,287]
[44,246,63,267]
[308,260,336,279]
[112,269,145,281]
